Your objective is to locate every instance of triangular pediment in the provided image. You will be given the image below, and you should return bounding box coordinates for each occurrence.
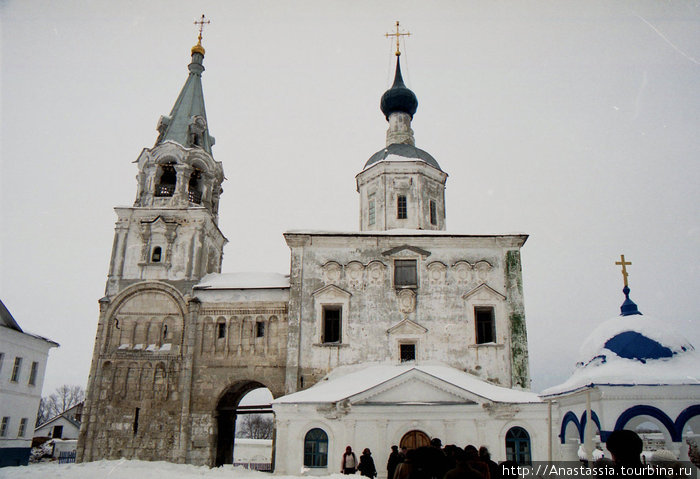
[382,244,431,258]
[312,284,352,299]
[350,369,480,405]
[462,283,506,301]
[387,318,428,335]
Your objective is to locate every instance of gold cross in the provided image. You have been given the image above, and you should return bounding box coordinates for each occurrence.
[385,21,411,56]
[194,14,210,43]
[615,254,632,287]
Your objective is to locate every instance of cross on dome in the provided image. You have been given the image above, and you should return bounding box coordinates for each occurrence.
[192,14,210,55]
[615,254,632,287]
[385,21,411,56]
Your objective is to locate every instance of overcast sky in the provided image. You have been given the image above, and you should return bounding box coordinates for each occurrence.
[1,1,698,399]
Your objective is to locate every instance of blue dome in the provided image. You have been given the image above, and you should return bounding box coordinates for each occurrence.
[603,331,676,362]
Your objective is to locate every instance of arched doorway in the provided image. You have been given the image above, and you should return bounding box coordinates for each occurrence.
[400,430,431,450]
[214,381,273,467]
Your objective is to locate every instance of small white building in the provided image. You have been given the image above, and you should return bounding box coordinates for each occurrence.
[0,299,58,467]
[35,402,83,440]
[272,363,547,476]
[542,293,700,462]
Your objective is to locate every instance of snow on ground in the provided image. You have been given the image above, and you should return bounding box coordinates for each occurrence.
[0,459,344,479]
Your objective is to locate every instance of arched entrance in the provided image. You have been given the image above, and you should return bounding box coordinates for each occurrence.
[214,381,273,467]
[400,430,431,450]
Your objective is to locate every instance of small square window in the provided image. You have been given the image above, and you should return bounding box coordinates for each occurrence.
[475,307,496,344]
[322,306,341,343]
[400,344,416,362]
[217,323,226,339]
[397,195,407,219]
[151,246,162,262]
[394,260,417,287]
[256,321,265,338]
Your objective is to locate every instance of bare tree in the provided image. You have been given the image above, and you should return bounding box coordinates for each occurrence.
[236,414,274,439]
[37,384,85,425]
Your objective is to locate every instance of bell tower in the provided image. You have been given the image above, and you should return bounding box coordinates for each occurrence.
[105,32,226,296]
[356,25,448,232]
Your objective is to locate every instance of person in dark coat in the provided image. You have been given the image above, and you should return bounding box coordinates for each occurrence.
[444,449,485,479]
[358,448,377,478]
[342,445,358,474]
[478,446,499,479]
[394,448,418,479]
[387,445,402,479]
[464,445,490,479]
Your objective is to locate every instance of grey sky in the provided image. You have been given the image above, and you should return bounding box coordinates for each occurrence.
[1,0,698,397]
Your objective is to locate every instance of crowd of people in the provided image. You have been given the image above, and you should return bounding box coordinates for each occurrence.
[341,439,507,479]
[339,430,694,479]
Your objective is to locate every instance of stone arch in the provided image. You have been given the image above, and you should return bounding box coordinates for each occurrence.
[268,315,278,353]
[147,318,162,346]
[214,316,227,354]
[213,380,275,467]
[154,362,168,402]
[139,362,153,400]
[105,281,187,351]
[201,316,215,354]
[614,405,679,442]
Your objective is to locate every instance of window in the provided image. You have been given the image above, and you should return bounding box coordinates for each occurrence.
[10,357,22,382]
[133,408,140,435]
[28,361,38,386]
[0,417,8,437]
[429,200,437,226]
[304,428,329,468]
[155,163,176,197]
[368,199,376,225]
[475,307,496,344]
[151,246,162,262]
[52,425,63,438]
[256,321,265,338]
[217,323,226,339]
[506,427,531,465]
[394,260,417,287]
[18,418,27,437]
[400,344,416,362]
[397,195,407,219]
[322,306,341,343]
[188,169,203,204]
[163,324,168,340]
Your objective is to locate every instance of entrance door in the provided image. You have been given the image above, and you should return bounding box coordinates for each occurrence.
[400,430,431,450]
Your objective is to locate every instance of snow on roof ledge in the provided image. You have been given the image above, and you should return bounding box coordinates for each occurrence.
[194,272,290,290]
[284,228,528,238]
[273,361,541,405]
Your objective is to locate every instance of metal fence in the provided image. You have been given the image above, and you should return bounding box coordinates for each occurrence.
[233,462,272,472]
[58,451,77,464]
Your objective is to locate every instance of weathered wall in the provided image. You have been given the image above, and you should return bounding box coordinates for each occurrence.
[284,233,529,392]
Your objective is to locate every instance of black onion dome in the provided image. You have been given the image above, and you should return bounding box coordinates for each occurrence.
[380,56,418,120]
[364,143,442,171]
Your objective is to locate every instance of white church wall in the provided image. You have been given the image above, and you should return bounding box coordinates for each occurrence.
[273,401,549,476]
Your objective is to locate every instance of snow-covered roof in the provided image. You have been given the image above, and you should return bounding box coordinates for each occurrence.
[273,362,541,405]
[541,315,699,396]
[284,229,528,239]
[194,272,290,290]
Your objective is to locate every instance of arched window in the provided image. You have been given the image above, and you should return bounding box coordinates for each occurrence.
[188,169,203,204]
[151,246,162,263]
[155,163,176,197]
[506,427,531,465]
[304,428,328,468]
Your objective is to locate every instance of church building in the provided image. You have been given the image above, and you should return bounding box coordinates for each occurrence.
[77,24,699,473]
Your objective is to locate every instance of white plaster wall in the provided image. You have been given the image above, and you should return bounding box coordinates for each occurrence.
[233,438,272,463]
[0,328,55,449]
[35,416,81,439]
[273,402,549,476]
